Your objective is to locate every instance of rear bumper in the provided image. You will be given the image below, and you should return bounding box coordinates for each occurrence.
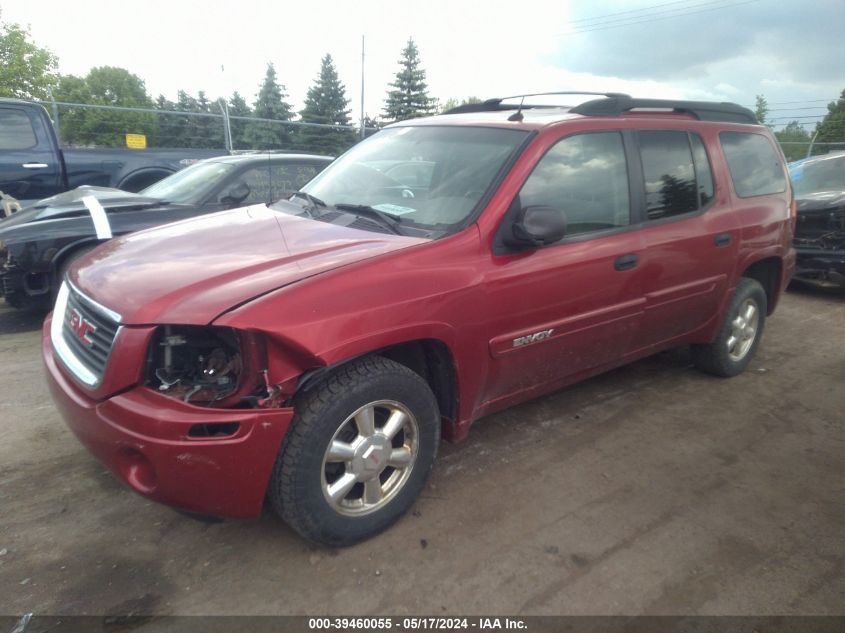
[43,315,294,518]
[793,248,845,288]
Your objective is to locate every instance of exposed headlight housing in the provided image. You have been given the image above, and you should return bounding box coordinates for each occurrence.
[146,325,247,406]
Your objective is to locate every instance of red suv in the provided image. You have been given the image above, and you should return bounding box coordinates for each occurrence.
[43,93,796,545]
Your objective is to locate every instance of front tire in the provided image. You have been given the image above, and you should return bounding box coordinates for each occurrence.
[269,356,440,546]
[692,277,767,377]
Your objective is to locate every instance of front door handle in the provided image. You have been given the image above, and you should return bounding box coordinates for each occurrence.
[715,233,732,247]
[22,162,49,169]
[614,253,639,271]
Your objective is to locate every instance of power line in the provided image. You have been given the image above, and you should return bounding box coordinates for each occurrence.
[558,0,761,35]
[568,0,695,25]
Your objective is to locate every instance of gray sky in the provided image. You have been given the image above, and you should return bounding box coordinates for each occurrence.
[2,0,842,129]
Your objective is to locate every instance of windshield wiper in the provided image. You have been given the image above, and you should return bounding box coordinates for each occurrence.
[289,191,328,210]
[333,203,404,235]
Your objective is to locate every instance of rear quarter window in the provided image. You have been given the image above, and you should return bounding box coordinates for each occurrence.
[719,131,786,198]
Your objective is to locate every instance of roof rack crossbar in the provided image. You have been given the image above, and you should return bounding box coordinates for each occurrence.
[570,96,758,124]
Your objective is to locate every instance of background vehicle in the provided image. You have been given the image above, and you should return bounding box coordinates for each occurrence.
[0,98,228,206]
[0,153,331,308]
[788,153,845,288]
[44,94,795,545]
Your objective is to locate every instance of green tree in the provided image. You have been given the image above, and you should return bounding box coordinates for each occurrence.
[439,96,483,113]
[153,94,181,147]
[53,67,156,147]
[775,121,812,161]
[0,17,58,100]
[362,115,381,139]
[227,91,252,149]
[298,54,356,155]
[382,38,436,123]
[814,89,845,144]
[195,90,224,149]
[245,63,294,149]
[754,94,769,127]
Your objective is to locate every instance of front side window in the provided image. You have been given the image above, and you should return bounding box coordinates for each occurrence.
[518,131,631,237]
[720,131,786,197]
[297,125,530,235]
[0,109,38,150]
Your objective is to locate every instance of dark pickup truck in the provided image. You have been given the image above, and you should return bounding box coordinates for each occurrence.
[0,98,227,208]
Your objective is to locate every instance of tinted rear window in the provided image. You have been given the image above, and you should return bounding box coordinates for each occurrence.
[720,132,786,197]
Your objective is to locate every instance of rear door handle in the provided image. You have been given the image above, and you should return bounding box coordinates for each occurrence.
[22,162,49,169]
[614,253,639,271]
[715,233,732,247]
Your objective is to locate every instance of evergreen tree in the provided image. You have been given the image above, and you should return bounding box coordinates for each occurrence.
[298,54,356,155]
[245,63,294,149]
[227,91,252,149]
[171,89,200,147]
[154,94,181,147]
[754,94,769,127]
[815,89,845,144]
[362,115,381,138]
[382,38,436,123]
[195,90,224,149]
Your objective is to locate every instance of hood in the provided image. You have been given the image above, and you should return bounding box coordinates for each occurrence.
[795,190,845,214]
[71,204,427,325]
[0,186,164,230]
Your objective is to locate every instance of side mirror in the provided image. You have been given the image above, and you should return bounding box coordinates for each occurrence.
[220,181,250,205]
[506,206,567,249]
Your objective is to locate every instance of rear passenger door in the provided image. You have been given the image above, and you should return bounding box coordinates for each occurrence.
[630,129,739,353]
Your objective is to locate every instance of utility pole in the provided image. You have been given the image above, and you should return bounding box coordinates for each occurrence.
[360,35,366,140]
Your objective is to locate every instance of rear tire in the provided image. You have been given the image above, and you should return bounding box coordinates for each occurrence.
[269,356,440,546]
[692,277,767,377]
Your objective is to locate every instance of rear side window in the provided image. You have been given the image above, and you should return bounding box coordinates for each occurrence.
[720,132,786,197]
[638,130,705,219]
[0,109,38,150]
[690,134,714,206]
[518,131,630,237]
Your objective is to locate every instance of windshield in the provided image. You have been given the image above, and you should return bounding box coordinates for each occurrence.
[291,125,529,234]
[141,161,236,204]
[790,155,845,196]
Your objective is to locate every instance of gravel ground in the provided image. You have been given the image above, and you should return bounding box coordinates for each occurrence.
[0,287,843,617]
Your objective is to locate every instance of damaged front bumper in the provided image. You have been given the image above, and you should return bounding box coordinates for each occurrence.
[793,249,845,288]
[43,314,295,518]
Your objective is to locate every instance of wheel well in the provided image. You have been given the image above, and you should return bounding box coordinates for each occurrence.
[53,241,100,280]
[741,257,781,315]
[379,340,458,425]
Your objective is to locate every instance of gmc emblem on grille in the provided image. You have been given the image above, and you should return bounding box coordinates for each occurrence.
[69,308,97,346]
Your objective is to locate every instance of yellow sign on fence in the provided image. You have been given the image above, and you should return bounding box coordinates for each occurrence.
[125,133,147,149]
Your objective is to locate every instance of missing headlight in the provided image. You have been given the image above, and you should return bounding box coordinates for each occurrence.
[147,325,243,405]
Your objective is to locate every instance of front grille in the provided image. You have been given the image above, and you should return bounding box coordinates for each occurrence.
[59,284,120,383]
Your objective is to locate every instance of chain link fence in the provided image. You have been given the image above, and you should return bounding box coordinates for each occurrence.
[34,100,845,165]
[38,100,378,156]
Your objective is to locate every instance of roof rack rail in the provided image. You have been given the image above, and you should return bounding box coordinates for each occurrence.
[570,96,758,124]
[443,91,631,115]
